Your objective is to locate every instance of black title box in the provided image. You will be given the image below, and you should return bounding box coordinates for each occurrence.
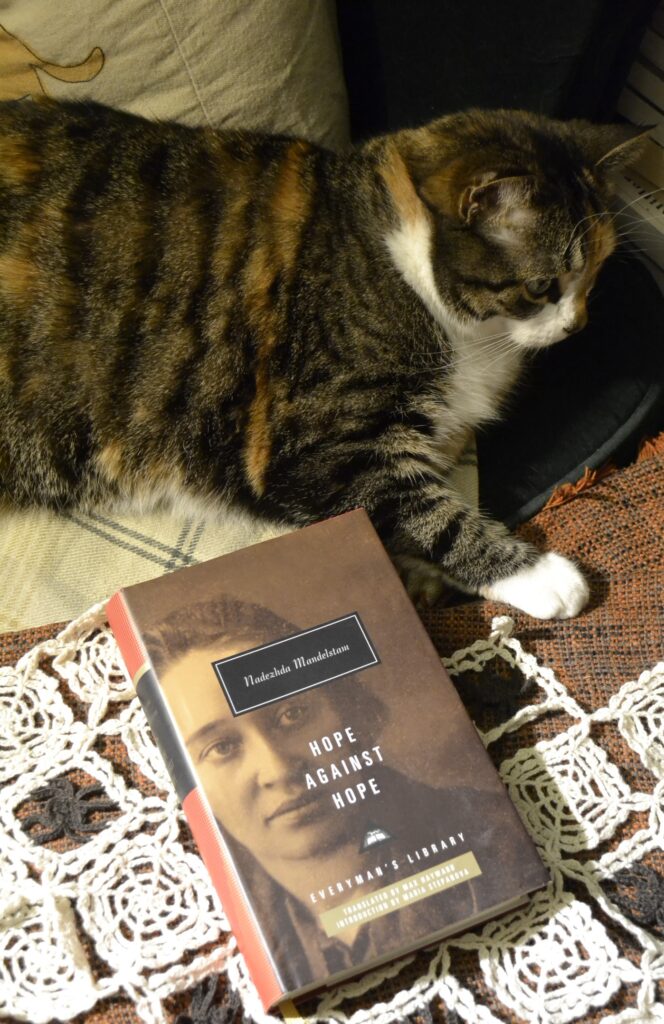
[212,613,379,715]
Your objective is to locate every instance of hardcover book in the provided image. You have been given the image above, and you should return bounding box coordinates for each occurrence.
[106,509,549,1010]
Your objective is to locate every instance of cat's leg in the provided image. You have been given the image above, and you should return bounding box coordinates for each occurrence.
[294,473,586,619]
[393,547,590,618]
[385,481,589,618]
[258,438,588,618]
[401,537,589,618]
[391,428,476,606]
[391,551,451,607]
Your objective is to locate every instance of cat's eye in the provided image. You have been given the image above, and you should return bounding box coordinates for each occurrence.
[525,278,553,298]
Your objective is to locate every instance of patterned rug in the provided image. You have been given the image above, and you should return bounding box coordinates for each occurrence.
[1,442,662,1024]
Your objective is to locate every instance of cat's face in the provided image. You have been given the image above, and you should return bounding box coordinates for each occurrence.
[397,110,647,349]
[445,170,617,349]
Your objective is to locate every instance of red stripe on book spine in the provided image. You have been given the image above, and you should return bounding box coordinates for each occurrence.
[106,592,148,680]
[182,788,284,1010]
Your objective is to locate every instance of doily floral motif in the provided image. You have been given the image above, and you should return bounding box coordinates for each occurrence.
[479,894,637,1023]
[0,887,101,1023]
[0,604,662,1023]
[0,668,76,782]
[77,831,226,973]
[610,664,664,781]
[501,727,636,854]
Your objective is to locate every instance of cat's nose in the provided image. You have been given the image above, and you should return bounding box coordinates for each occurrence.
[563,306,588,335]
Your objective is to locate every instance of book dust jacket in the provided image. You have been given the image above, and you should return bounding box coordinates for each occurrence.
[107,509,548,1009]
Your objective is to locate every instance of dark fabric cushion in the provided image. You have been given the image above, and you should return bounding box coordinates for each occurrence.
[477,255,664,526]
[335,0,660,138]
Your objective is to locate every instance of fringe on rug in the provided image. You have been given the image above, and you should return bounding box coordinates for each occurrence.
[636,431,664,462]
[542,464,616,511]
[542,431,664,512]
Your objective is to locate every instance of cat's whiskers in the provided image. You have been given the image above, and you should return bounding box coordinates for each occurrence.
[410,329,516,369]
[570,209,616,252]
[466,343,521,376]
[566,210,602,253]
[611,219,660,239]
[456,345,516,372]
[613,235,659,251]
[612,186,663,218]
[568,186,663,255]
[608,217,661,255]
[611,244,655,261]
[599,189,664,246]
[612,210,659,227]
[621,222,662,238]
[452,341,516,364]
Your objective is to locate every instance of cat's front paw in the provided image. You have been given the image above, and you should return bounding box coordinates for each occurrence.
[479,552,589,619]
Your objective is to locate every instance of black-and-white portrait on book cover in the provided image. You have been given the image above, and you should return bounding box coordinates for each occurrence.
[144,592,539,992]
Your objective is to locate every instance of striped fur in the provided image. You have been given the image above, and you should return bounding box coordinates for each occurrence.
[0,100,647,616]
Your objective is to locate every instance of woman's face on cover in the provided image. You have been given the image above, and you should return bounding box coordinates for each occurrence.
[160,642,355,862]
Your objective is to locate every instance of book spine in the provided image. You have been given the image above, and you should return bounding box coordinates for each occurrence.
[106,591,285,1010]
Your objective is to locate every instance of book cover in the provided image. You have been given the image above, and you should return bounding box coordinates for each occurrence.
[106,509,549,1009]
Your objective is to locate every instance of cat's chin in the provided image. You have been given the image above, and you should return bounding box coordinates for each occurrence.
[505,292,588,349]
[505,318,569,350]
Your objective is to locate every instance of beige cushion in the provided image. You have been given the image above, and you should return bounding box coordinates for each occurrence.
[0,0,349,148]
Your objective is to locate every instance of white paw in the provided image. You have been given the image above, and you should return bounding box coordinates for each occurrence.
[479,552,590,619]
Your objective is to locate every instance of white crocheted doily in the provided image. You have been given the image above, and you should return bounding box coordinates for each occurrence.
[1,605,663,1023]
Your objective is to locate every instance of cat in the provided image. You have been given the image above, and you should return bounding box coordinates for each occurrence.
[0,98,647,618]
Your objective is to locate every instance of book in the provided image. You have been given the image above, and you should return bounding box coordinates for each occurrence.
[106,509,549,1010]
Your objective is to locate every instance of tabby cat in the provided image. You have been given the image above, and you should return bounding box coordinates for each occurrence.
[0,99,646,617]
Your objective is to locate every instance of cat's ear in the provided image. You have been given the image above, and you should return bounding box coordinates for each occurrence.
[395,127,535,230]
[458,174,535,227]
[580,122,652,171]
